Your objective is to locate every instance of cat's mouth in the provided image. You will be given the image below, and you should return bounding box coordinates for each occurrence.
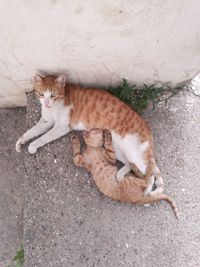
[44,104,52,108]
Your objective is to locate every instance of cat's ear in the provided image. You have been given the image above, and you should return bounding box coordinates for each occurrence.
[33,74,43,87]
[55,74,68,88]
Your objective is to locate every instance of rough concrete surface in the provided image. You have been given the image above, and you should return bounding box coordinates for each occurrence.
[20,91,200,267]
[0,108,25,267]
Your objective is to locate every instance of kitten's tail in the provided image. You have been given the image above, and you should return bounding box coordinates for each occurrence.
[141,193,179,219]
[99,176,178,219]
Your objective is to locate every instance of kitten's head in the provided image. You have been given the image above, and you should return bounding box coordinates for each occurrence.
[33,74,67,108]
[83,129,104,148]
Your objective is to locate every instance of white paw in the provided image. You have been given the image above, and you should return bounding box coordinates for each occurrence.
[28,143,37,154]
[116,171,125,182]
[143,204,151,207]
[144,188,151,196]
[149,187,164,195]
[16,136,25,152]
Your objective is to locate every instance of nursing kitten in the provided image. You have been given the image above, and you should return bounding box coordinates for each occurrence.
[16,74,163,194]
[71,129,178,218]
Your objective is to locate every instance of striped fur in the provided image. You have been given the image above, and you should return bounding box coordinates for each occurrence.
[71,129,178,219]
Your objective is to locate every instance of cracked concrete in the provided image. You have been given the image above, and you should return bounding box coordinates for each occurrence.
[0,108,25,267]
[20,90,200,267]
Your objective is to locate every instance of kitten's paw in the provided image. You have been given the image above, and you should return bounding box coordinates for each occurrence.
[144,187,151,196]
[116,171,125,182]
[28,143,37,154]
[104,130,112,142]
[71,135,79,143]
[16,136,25,152]
[149,187,164,196]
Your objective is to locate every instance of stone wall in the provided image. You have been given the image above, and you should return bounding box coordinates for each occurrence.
[1,0,200,107]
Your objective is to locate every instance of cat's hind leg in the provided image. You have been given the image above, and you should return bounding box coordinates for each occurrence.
[130,163,145,179]
[149,165,164,195]
[117,160,146,182]
[112,132,148,182]
[119,134,164,194]
[116,163,131,182]
[143,161,164,195]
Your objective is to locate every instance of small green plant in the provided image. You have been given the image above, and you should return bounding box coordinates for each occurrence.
[107,79,183,114]
[6,245,24,267]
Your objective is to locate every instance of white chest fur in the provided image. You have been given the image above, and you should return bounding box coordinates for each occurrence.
[73,122,86,130]
[42,102,72,127]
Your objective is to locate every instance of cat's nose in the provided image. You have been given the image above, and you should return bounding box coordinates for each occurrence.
[44,99,51,108]
[44,103,50,108]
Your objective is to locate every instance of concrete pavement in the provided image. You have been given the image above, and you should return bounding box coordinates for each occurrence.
[0,90,199,266]
[21,91,200,267]
[0,108,25,267]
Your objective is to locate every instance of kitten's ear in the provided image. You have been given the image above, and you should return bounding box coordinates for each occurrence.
[82,130,89,138]
[55,74,68,88]
[34,74,43,87]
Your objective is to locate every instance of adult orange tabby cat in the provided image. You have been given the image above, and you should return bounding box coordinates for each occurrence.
[16,74,163,194]
[71,129,177,218]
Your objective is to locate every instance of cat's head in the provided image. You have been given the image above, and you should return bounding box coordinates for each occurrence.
[33,74,68,108]
[83,129,104,148]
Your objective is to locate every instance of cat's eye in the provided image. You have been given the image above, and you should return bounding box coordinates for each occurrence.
[51,92,58,98]
[38,92,44,97]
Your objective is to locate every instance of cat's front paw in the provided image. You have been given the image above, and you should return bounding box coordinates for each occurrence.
[28,143,38,154]
[143,204,151,207]
[16,136,25,152]
[116,171,125,182]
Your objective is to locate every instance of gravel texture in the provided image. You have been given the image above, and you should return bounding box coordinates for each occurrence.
[21,91,200,267]
[0,108,25,267]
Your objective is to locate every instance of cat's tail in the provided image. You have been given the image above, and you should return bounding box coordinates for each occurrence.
[140,193,179,219]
